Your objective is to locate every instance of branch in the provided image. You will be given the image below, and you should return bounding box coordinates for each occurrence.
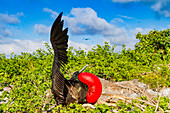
[155,86,165,112]
[130,82,156,104]
[31,79,40,93]
[42,90,52,110]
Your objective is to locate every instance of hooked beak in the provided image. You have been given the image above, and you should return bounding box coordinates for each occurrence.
[79,64,88,73]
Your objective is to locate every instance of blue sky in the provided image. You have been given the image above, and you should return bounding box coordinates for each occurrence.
[0,0,170,55]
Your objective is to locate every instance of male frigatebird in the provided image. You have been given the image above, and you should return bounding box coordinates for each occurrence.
[50,12,102,105]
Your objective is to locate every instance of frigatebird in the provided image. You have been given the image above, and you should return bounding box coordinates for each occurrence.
[50,12,102,105]
[83,38,90,41]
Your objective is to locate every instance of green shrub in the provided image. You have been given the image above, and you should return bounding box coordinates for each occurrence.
[0,29,169,112]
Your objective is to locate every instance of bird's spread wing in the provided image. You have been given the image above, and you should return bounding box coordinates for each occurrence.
[51,12,68,67]
[50,12,68,103]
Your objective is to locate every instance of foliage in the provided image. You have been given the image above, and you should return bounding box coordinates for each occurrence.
[135,29,170,61]
[0,29,169,112]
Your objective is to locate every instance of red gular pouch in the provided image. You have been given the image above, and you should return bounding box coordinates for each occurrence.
[78,72,102,104]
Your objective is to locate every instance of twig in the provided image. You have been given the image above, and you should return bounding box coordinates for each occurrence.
[155,86,165,112]
[42,104,56,113]
[105,94,125,102]
[42,90,52,110]
[7,84,14,90]
[124,96,164,112]
[124,96,156,107]
[31,79,40,93]
[130,82,156,104]
[82,103,96,109]
[114,83,139,94]
[105,94,155,107]
[97,100,117,107]
[104,95,146,111]
[104,94,164,112]
[6,84,16,106]
[135,103,145,111]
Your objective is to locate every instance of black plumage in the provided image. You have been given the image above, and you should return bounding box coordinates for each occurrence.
[50,12,88,105]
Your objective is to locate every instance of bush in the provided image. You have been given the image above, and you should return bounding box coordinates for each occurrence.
[0,29,169,112]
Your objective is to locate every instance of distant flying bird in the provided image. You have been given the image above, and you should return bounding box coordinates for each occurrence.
[83,38,90,40]
[138,21,141,23]
[50,12,102,105]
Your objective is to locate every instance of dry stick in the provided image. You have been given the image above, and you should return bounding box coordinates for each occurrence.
[42,94,57,113]
[97,100,117,107]
[105,95,150,105]
[42,90,52,110]
[105,95,146,111]
[155,86,165,112]
[31,79,49,111]
[82,103,96,109]
[104,94,164,112]
[114,83,139,94]
[42,103,56,113]
[7,84,16,106]
[124,96,156,107]
[130,82,156,104]
[125,96,164,112]
[48,104,56,111]
[111,82,153,103]
[31,79,40,93]
[105,94,125,102]
[101,102,117,107]
[135,103,145,111]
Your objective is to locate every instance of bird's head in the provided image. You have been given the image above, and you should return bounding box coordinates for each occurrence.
[71,64,89,81]
[71,64,102,104]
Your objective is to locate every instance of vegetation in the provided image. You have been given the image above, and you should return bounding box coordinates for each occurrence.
[0,29,170,112]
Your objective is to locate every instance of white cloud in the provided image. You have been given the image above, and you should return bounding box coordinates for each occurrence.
[102,34,138,48]
[0,36,94,55]
[111,18,124,23]
[63,8,136,48]
[63,8,127,37]
[68,40,94,52]
[130,27,152,35]
[16,12,24,16]
[103,27,152,52]
[0,23,12,37]
[44,7,138,51]
[2,29,12,37]
[151,1,162,11]
[101,36,138,53]
[43,8,58,18]
[0,12,24,39]
[34,24,50,35]
[43,7,127,37]
[151,1,170,17]
[112,0,141,3]
[0,12,24,24]
[118,15,133,19]
[0,37,47,55]
[112,0,170,18]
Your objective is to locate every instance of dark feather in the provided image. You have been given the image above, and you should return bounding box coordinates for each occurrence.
[50,12,68,105]
[50,12,88,105]
[50,13,68,68]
